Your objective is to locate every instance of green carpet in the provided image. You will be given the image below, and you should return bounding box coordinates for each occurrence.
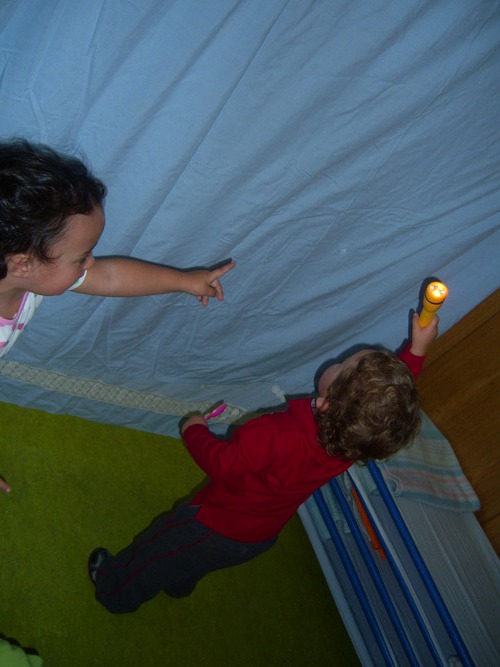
[0,400,359,667]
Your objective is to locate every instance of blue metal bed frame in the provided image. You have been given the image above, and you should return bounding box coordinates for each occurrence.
[308,461,474,667]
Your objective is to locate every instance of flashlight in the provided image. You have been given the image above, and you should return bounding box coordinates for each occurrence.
[419,281,448,327]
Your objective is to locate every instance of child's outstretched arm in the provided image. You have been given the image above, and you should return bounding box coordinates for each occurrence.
[74,258,235,305]
[0,476,11,494]
[409,312,439,357]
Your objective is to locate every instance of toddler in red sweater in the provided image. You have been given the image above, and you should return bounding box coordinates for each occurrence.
[88,314,438,613]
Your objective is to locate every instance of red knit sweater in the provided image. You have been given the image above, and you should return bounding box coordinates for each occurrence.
[183,344,424,542]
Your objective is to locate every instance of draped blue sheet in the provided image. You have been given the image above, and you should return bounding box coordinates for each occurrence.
[1,1,499,436]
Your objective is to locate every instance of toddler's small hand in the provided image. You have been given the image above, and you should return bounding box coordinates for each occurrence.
[181,414,207,435]
[410,313,439,356]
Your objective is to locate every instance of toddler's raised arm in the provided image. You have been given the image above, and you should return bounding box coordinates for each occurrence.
[409,312,439,357]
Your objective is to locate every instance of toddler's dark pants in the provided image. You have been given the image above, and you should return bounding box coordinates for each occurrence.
[94,502,277,613]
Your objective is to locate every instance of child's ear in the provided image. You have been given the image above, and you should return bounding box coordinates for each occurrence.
[315,397,329,412]
[6,253,32,278]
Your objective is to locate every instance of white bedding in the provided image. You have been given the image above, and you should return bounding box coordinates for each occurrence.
[1,2,499,436]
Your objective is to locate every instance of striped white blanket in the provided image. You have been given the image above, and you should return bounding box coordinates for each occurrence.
[355,411,480,512]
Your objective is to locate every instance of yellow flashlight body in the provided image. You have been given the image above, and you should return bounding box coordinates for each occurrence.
[419,282,448,327]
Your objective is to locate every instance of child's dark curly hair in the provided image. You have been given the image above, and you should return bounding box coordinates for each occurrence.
[0,139,106,280]
[315,351,421,463]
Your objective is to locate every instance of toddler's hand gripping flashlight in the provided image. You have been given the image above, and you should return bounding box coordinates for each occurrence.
[419,281,448,327]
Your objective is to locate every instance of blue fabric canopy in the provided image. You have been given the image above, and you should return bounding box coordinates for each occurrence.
[1,0,499,436]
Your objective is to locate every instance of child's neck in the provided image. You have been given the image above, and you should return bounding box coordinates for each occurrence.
[0,283,28,320]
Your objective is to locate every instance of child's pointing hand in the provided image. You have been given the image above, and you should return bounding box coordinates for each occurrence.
[187,260,236,306]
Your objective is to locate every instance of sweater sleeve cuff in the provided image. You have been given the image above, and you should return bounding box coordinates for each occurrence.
[182,423,209,442]
[398,342,425,379]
